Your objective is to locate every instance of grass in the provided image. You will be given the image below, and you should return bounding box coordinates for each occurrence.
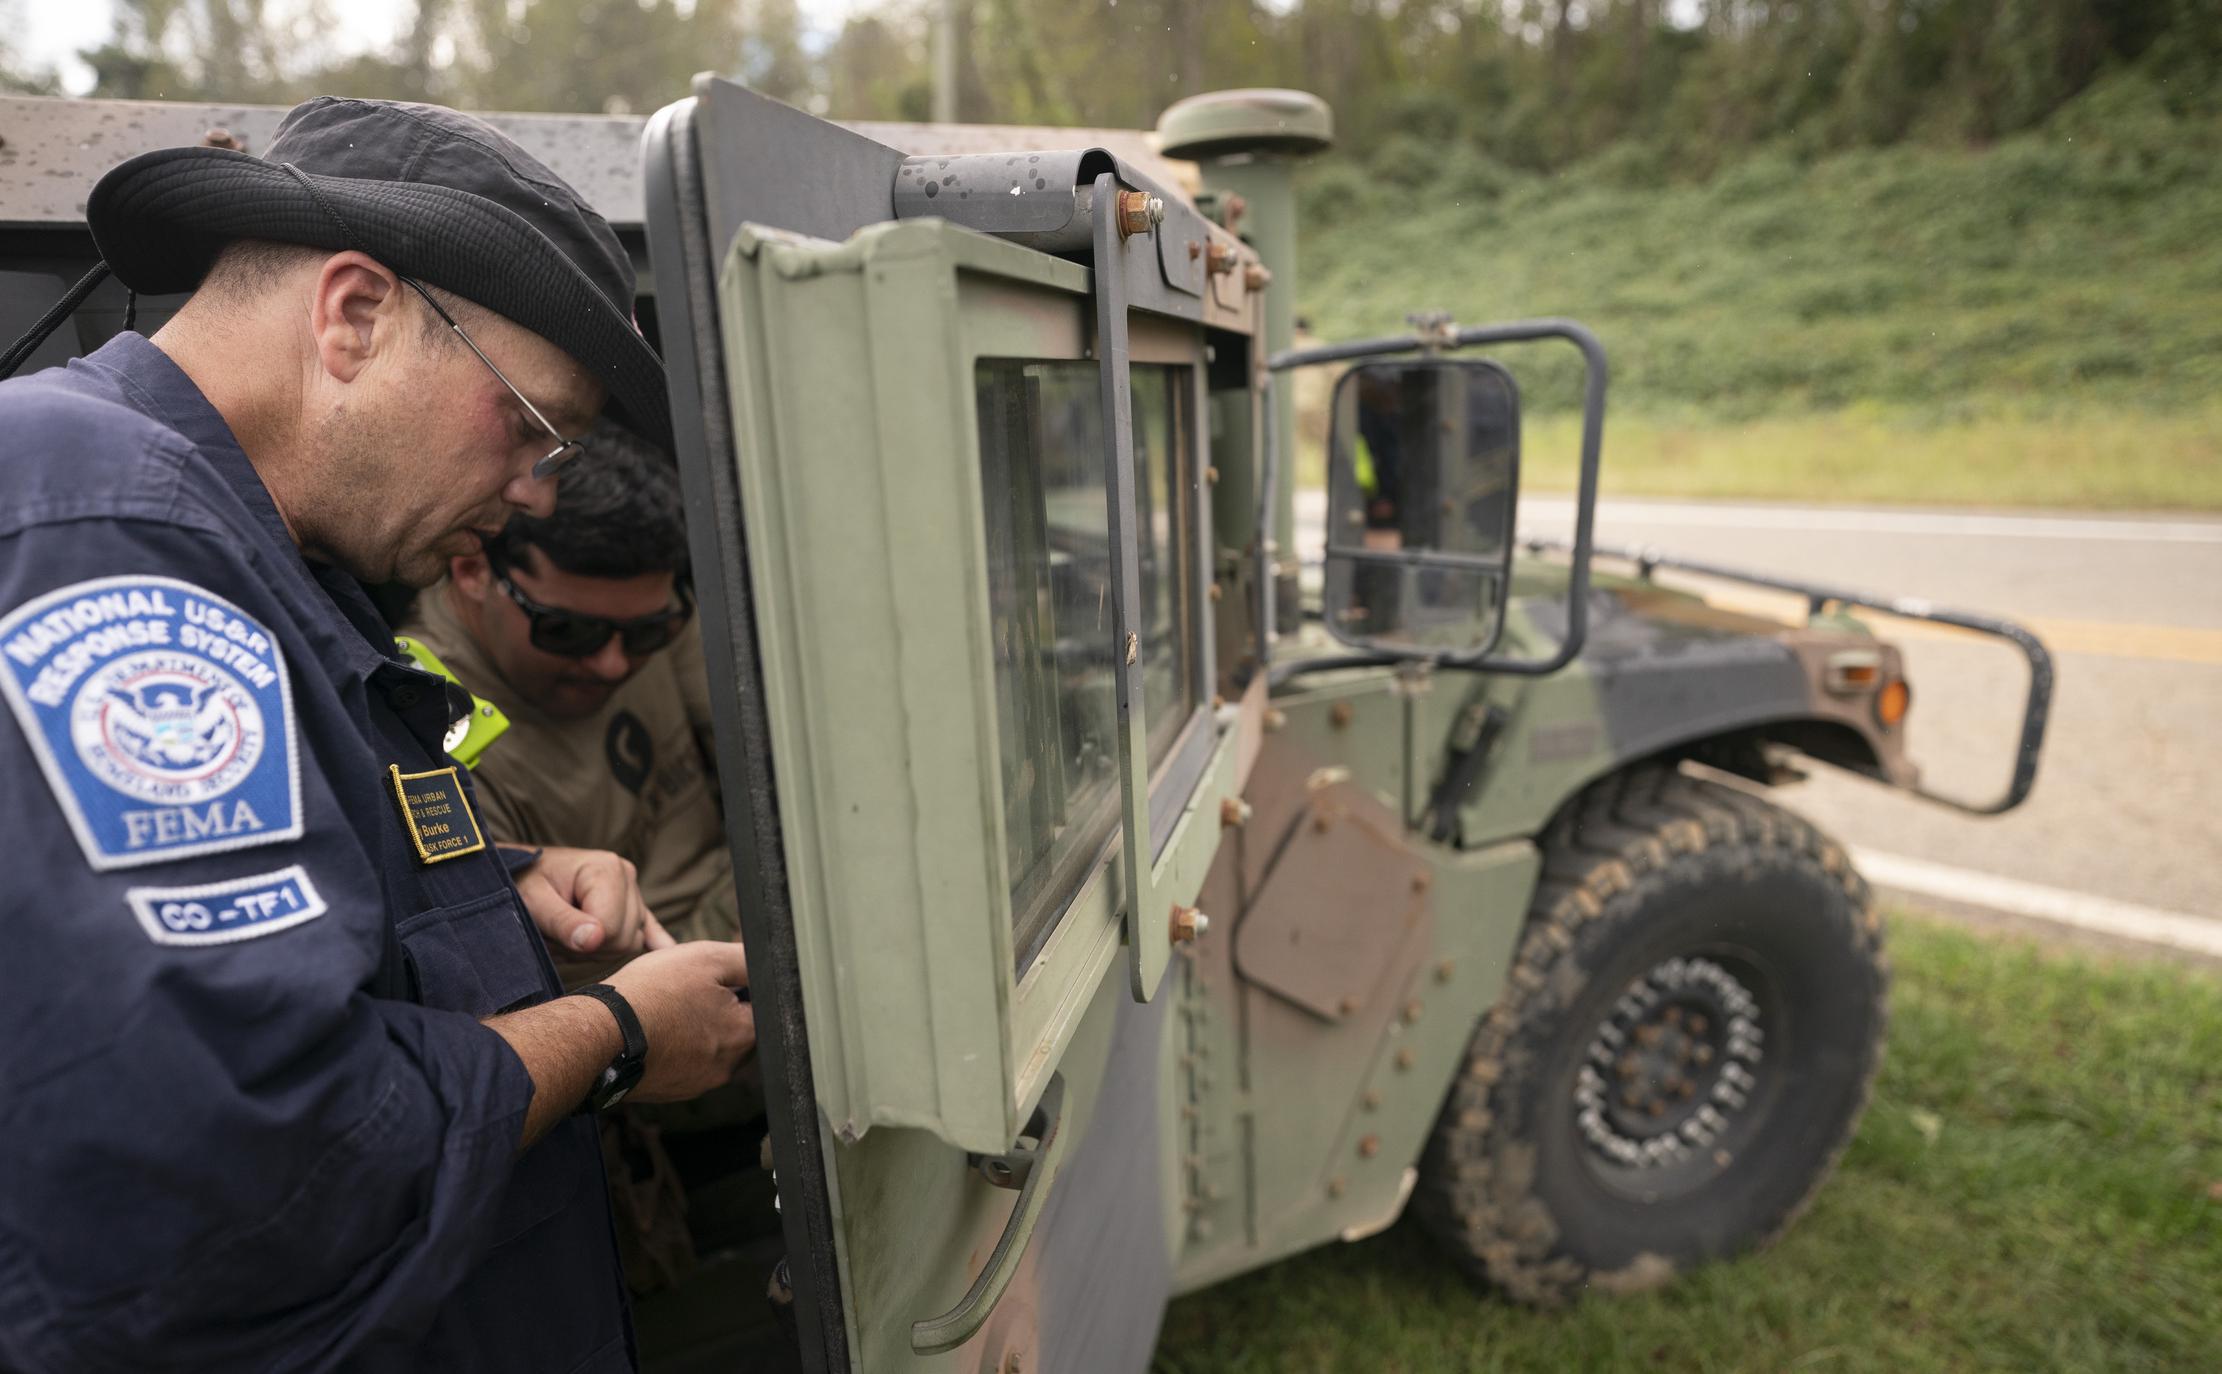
[1151,912,2222,1373]
[1515,404,2222,509]
[1290,72,2222,509]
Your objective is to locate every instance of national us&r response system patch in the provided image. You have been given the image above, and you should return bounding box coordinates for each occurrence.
[0,576,302,870]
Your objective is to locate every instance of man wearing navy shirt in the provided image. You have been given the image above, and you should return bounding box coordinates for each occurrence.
[0,99,756,1371]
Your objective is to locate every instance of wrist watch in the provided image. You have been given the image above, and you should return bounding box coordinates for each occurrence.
[572,982,647,1114]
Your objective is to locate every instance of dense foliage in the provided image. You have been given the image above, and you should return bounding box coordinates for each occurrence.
[17,1,2220,169]
[1301,66,2222,416]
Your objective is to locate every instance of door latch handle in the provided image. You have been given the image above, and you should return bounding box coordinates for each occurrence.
[909,1073,1071,1355]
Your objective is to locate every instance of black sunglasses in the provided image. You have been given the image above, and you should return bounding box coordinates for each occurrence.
[483,545,693,659]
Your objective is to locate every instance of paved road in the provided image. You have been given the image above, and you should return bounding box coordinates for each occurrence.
[1294,492,2222,927]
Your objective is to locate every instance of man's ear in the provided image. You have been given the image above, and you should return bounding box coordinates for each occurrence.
[449,549,493,597]
[307,251,407,385]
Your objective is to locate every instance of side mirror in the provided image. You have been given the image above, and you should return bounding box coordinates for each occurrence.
[1324,359,1521,656]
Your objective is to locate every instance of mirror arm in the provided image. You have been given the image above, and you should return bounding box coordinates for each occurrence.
[1268,331,1436,371]
[1434,319,1607,678]
[1255,371,1280,667]
[1271,319,1610,686]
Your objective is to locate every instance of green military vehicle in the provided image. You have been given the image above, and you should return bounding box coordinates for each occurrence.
[0,81,2051,1372]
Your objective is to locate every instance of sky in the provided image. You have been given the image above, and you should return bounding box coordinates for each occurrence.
[15,0,872,96]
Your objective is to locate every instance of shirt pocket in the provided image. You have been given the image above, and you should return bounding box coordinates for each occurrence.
[394,888,549,1017]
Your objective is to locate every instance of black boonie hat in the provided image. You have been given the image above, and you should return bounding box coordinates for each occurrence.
[85,97,669,451]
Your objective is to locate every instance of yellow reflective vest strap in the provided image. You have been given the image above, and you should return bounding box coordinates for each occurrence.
[392,635,512,768]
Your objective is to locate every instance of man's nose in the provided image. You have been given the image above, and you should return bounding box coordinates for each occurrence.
[506,469,557,519]
[581,638,633,682]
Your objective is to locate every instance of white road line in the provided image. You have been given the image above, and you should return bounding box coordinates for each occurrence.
[1516,499,2222,545]
[1852,848,2222,957]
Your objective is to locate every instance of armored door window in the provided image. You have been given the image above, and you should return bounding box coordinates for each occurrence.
[976,360,1198,960]
[706,205,1244,1154]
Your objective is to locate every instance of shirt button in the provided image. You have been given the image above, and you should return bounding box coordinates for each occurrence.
[389,685,421,708]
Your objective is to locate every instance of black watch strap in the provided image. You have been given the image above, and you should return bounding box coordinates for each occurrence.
[573,982,647,1114]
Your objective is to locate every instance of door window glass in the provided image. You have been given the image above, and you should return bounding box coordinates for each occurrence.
[975,359,1197,957]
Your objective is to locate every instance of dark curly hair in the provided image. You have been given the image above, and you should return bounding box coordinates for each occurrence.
[486,419,689,579]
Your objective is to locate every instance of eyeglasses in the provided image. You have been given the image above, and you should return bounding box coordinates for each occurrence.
[482,544,694,659]
[400,276,585,480]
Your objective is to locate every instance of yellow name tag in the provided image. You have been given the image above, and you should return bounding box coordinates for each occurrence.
[387,764,487,865]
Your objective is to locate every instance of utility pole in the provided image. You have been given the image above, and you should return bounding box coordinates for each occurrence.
[931,0,957,122]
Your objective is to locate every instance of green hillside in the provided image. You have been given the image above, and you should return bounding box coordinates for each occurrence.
[1295,72,2222,509]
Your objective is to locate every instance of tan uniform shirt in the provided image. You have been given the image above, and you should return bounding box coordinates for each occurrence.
[400,588,739,980]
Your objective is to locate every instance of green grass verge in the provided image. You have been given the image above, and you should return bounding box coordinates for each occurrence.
[1152,913,2222,1373]
[1290,74,2222,509]
[1517,404,2222,510]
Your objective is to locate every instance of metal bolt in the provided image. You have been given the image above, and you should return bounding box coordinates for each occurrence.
[1694,1045,1714,1065]
[1435,959,1455,983]
[1170,905,1210,943]
[1362,1089,1382,1110]
[1648,1101,1666,1118]
[1206,464,1220,484]
[201,127,245,151]
[1395,1047,1416,1071]
[1411,870,1432,894]
[1220,797,1252,828]
[1617,1057,1639,1081]
[1329,700,1354,730]
[1327,1176,1347,1198]
[1338,996,1360,1016]
[1208,583,1223,602]
[1243,263,1273,291]
[1002,1352,1024,1374]
[1264,708,1287,732]
[1187,240,1203,261]
[1664,1006,1683,1026]
[480,705,495,717]
[1117,190,1164,239]
[1206,240,1238,275]
[1312,811,1333,834]
[1690,1014,1709,1035]
[1222,192,1247,229]
[1358,1134,1381,1159]
[1403,999,1423,1025]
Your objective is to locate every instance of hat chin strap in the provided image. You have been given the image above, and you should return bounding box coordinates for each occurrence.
[0,261,113,381]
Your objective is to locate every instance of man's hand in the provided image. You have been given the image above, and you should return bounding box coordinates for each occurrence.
[606,942,755,1104]
[513,846,673,958]
[485,941,753,1150]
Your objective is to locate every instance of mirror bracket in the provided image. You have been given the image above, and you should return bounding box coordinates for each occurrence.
[1270,318,1609,682]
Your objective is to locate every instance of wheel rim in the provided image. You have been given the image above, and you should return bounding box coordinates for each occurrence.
[1570,950,1778,1200]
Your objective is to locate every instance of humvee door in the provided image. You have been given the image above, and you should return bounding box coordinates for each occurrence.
[643,79,1263,1372]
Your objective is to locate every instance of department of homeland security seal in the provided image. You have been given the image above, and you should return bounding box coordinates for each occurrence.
[0,576,300,870]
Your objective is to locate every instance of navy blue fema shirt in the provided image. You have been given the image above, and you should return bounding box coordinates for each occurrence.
[0,334,631,1373]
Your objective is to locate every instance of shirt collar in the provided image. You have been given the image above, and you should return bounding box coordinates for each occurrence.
[75,332,399,679]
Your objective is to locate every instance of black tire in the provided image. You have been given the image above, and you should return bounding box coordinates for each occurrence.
[1414,765,1888,1304]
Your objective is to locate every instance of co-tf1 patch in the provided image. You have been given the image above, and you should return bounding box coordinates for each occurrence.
[0,575,302,871]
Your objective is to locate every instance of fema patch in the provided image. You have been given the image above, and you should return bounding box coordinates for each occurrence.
[0,576,302,871]
[125,865,327,947]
